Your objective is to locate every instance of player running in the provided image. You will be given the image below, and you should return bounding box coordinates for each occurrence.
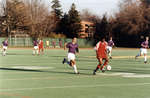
[33,39,39,55]
[38,39,44,55]
[62,38,80,74]
[107,37,115,59]
[93,37,109,75]
[135,37,149,63]
[2,38,8,56]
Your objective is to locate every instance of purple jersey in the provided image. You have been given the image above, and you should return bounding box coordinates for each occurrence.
[33,40,38,46]
[2,40,8,46]
[108,40,114,47]
[66,42,78,54]
[141,41,149,48]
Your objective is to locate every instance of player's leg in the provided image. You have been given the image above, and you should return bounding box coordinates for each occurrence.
[70,60,79,74]
[63,53,72,65]
[33,46,36,55]
[144,53,147,63]
[38,47,41,55]
[36,48,39,55]
[62,57,71,65]
[93,57,103,75]
[109,48,112,59]
[101,58,109,73]
[135,48,142,59]
[2,48,6,56]
[2,46,7,56]
[41,47,44,54]
[144,49,147,63]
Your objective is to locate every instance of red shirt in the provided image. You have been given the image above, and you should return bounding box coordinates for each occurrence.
[95,41,107,58]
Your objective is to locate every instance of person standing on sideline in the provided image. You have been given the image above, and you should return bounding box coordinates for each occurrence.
[62,38,80,74]
[59,39,62,48]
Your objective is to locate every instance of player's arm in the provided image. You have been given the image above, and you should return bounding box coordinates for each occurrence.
[141,43,145,47]
[76,47,79,53]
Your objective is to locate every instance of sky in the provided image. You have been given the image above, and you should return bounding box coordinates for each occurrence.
[0,0,120,16]
[47,0,120,16]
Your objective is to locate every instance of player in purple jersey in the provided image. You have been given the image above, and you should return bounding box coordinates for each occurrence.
[33,39,39,55]
[62,38,80,74]
[135,37,149,63]
[107,37,115,59]
[2,38,8,56]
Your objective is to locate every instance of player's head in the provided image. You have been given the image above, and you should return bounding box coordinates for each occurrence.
[146,36,149,41]
[72,37,77,43]
[110,37,112,40]
[100,36,106,42]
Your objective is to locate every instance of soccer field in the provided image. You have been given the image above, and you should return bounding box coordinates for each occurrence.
[0,48,150,98]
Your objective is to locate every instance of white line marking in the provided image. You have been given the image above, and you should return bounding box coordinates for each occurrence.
[0,83,150,92]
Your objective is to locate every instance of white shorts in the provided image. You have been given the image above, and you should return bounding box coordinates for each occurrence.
[34,46,38,50]
[140,48,147,55]
[3,46,7,50]
[107,46,112,52]
[68,53,75,61]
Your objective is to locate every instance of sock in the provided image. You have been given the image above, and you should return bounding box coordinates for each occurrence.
[101,61,108,70]
[109,53,111,57]
[144,56,147,62]
[67,61,70,65]
[95,64,101,72]
[73,65,78,73]
[136,54,140,57]
[33,50,35,54]
[3,51,6,56]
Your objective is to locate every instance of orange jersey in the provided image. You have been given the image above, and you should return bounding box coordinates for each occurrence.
[95,41,107,58]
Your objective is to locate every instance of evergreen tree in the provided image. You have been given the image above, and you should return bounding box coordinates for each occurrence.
[51,0,62,19]
[94,15,109,42]
[60,13,70,36]
[68,3,82,38]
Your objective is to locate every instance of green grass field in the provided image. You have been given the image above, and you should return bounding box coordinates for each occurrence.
[0,48,150,98]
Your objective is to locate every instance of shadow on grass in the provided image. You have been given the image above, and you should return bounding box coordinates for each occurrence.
[0,67,92,75]
[0,68,44,72]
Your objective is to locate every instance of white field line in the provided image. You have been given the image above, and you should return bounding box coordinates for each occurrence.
[0,83,150,92]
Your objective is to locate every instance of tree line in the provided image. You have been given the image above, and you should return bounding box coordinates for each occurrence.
[0,0,150,47]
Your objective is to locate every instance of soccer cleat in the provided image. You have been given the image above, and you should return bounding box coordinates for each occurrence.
[62,58,66,64]
[76,72,80,74]
[144,61,147,64]
[135,56,138,59]
[102,68,105,73]
[110,57,112,59]
[93,70,96,75]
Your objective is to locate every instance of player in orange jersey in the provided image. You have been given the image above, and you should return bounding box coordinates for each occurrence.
[38,39,44,55]
[93,37,109,75]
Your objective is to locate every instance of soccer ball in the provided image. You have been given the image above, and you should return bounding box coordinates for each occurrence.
[106,65,111,71]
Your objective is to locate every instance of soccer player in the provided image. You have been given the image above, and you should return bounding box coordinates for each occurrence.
[38,39,44,55]
[52,39,56,48]
[135,37,149,63]
[93,37,109,75]
[62,38,79,74]
[2,38,8,56]
[59,39,62,48]
[107,37,115,59]
[33,39,39,55]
